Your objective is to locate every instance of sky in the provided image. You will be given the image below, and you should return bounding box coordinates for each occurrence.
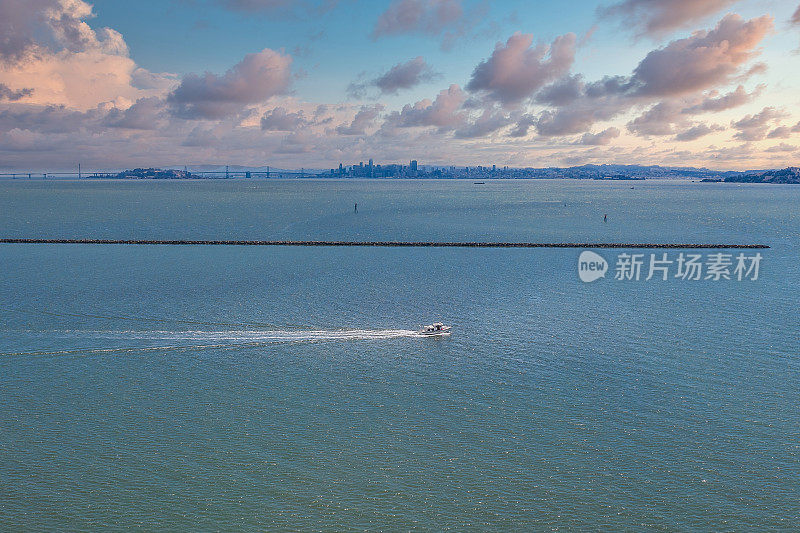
[0,0,799,171]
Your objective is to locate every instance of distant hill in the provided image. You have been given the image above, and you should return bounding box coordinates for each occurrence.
[101,164,800,181]
[516,164,749,180]
[724,167,800,184]
[114,168,199,179]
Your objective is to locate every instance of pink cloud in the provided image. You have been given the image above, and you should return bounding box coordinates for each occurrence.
[0,0,174,110]
[0,0,129,61]
[0,104,101,135]
[103,97,164,130]
[348,56,439,98]
[674,123,724,141]
[627,100,685,136]
[732,107,788,141]
[765,143,797,153]
[631,14,773,97]
[525,14,772,138]
[682,85,762,114]
[374,57,439,95]
[599,0,739,37]
[388,84,467,131]
[466,32,576,104]
[371,0,463,39]
[579,127,621,145]
[335,104,384,135]
[260,107,308,131]
[167,49,293,119]
[0,83,32,101]
[453,107,511,138]
[0,2,796,172]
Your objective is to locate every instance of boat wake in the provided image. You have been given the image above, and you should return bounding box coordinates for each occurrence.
[81,328,422,342]
[1,327,425,357]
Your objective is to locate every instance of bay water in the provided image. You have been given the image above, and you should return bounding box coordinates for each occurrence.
[1,179,798,530]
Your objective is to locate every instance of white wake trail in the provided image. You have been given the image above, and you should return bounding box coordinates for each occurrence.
[1,328,425,357]
[85,328,422,342]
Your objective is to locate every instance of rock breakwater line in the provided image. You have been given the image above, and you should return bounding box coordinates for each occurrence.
[0,239,769,249]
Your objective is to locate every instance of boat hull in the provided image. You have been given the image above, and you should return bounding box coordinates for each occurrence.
[418,325,452,336]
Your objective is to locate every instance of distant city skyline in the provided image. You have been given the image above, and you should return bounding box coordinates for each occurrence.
[5,160,794,183]
[1,0,799,170]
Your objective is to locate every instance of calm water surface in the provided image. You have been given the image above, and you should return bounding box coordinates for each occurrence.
[0,179,798,530]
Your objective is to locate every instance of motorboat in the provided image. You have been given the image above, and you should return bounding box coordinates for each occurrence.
[418,323,451,336]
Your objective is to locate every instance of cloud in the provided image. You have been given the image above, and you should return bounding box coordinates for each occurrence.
[682,84,761,114]
[371,0,463,39]
[348,56,439,98]
[466,32,576,105]
[627,100,684,136]
[387,84,466,131]
[182,126,218,147]
[103,96,163,129]
[0,0,173,110]
[626,86,758,139]
[0,0,126,62]
[0,50,148,109]
[167,49,292,119]
[534,98,627,137]
[674,123,724,141]
[217,0,292,11]
[45,2,128,56]
[732,107,788,141]
[384,83,524,140]
[374,57,439,95]
[535,75,584,107]
[765,143,797,153]
[336,104,383,135]
[599,0,739,37]
[453,107,511,138]
[0,0,41,62]
[530,77,638,137]
[579,127,621,145]
[0,3,795,173]
[701,142,756,162]
[369,0,488,51]
[0,104,100,134]
[508,114,536,137]
[260,106,307,131]
[131,68,178,91]
[767,126,794,139]
[630,14,773,97]
[215,0,340,15]
[0,83,33,101]
[527,14,772,138]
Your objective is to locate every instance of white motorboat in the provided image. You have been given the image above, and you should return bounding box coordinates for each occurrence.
[418,323,451,336]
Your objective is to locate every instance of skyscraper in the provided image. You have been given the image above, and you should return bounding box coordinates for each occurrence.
[410,160,418,173]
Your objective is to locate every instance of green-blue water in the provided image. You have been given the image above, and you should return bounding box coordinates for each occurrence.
[1,179,798,530]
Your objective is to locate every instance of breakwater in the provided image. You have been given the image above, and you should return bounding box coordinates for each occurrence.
[0,239,769,249]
